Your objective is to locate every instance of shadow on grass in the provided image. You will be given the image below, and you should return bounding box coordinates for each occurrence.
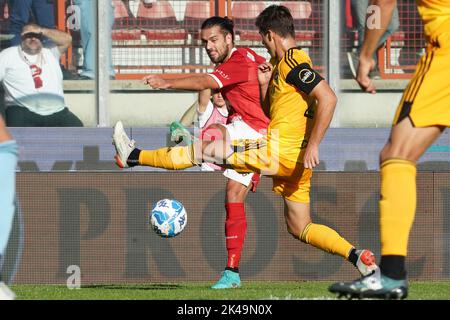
[81,284,184,291]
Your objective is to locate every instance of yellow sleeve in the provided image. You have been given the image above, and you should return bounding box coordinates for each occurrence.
[278,49,313,79]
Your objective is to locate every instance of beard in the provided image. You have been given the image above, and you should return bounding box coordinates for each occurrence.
[207,48,229,64]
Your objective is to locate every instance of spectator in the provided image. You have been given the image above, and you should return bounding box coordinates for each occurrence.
[347,0,400,79]
[0,23,83,126]
[7,0,56,46]
[73,0,115,80]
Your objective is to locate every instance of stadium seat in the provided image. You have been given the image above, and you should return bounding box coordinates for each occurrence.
[112,0,131,29]
[184,0,211,43]
[281,1,315,43]
[136,0,187,43]
[111,29,143,41]
[231,1,266,43]
[111,0,140,40]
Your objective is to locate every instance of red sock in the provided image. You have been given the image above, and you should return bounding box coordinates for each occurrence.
[225,203,247,269]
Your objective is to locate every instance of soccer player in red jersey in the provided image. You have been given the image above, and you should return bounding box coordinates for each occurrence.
[117,17,270,289]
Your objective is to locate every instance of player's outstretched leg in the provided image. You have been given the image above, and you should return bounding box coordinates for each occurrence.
[112,121,196,170]
[285,200,378,277]
[328,268,408,300]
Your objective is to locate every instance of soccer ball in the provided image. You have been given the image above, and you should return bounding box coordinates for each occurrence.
[150,199,187,238]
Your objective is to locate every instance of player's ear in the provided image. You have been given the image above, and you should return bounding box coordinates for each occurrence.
[225,32,233,45]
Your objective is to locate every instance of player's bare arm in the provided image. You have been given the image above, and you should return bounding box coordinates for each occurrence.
[198,88,212,113]
[22,23,72,54]
[257,62,273,116]
[179,102,198,127]
[357,0,397,93]
[143,74,219,91]
[303,81,337,169]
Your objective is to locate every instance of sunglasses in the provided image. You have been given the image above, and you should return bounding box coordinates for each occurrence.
[21,32,43,41]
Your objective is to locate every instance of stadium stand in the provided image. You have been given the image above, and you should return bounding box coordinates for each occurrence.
[281,1,315,46]
[4,0,423,79]
[112,0,142,41]
[136,0,187,44]
[184,0,211,44]
[231,1,266,43]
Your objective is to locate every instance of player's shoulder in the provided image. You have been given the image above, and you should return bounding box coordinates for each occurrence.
[234,47,264,63]
[280,47,312,71]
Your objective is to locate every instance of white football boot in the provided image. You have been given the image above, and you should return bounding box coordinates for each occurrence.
[112,121,136,168]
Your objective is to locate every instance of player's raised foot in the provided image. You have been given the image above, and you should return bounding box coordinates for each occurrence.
[328,268,408,300]
[211,270,241,289]
[112,120,136,168]
[355,249,377,276]
[0,282,16,300]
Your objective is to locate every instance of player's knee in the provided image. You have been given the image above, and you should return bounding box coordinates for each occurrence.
[201,124,226,142]
[286,219,310,240]
[286,223,303,240]
[380,143,415,163]
[380,143,394,162]
[287,227,301,239]
[226,184,248,202]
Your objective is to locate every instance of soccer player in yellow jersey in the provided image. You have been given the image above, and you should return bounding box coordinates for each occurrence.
[250,5,379,274]
[329,0,450,299]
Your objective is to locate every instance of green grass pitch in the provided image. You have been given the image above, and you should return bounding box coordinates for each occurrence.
[11,281,450,300]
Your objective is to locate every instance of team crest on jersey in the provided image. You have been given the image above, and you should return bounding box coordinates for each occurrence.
[299,68,315,84]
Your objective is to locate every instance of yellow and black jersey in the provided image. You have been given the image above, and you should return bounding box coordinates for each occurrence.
[417,0,450,38]
[267,47,323,163]
[392,1,450,128]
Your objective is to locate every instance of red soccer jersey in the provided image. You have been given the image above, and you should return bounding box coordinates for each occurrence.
[207,47,270,133]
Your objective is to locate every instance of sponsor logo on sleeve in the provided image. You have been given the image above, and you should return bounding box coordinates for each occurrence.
[299,69,315,84]
[216,69,230,80]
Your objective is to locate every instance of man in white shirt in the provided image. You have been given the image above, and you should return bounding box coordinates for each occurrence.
[0,23,83,126]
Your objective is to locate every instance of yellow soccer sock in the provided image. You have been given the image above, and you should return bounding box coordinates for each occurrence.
[139,146,195,170]
[300,223,354,259]
[379,159,416,256]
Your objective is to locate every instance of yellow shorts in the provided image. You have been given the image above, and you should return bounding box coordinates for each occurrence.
[393,31,450,127]
[227,139,312,203]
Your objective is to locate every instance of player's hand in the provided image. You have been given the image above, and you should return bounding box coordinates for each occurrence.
[356,55,377,94]
[258,62,273,86]
[303,144,319,169]
[21,24,43,37]
[143,74,171,89]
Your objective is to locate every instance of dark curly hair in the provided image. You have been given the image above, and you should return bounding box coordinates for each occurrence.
[256,5,295,38]
[201,16,235,42]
